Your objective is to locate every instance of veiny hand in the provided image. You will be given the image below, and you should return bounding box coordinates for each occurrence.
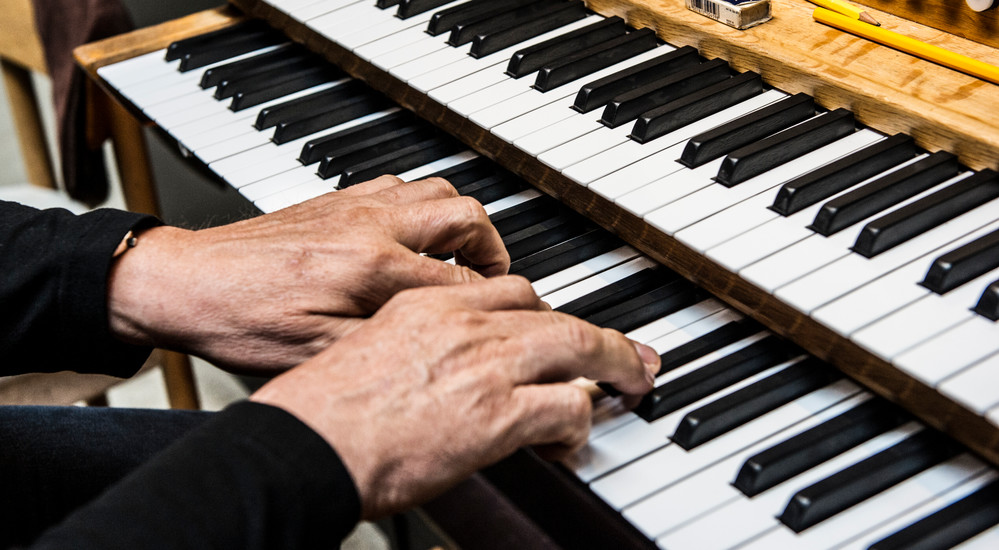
[106,176,509,374]
[250,276,660,519]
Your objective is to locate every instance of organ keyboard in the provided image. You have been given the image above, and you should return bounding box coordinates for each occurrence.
[74,1,999,547]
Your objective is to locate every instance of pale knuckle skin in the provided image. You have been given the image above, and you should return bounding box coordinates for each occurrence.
[421,176,460,198]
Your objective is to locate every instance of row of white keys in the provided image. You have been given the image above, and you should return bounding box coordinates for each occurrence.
[580,90,787,197]
[776,185,999,314]
[411,15,603,95]
[707,153,928,273]
[739,453,989,550]
[621,392,873,538]
[568,329,773,483]
[594,374,860,514]
[652,129,883,238]
[471,46,674,132]
[939,352,999,415]
[655,422,925,550]
[338,4,448,51]
[531,246,641,297]
[287,0,365,22]
[739,165,956,293]
[541,256,660,310]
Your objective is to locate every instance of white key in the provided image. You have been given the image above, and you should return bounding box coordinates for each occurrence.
[738,454,988,550]
[954,523,999,550]
[895,314,999,387]
[655,423,924,550]
[196,131,273,164]
[338,6,444,50]
[254,178,333,213]
[308,2,395,38]
[290,0,363,22]
[532,246,640,297]
[448,77,535,117]
[810,260,929,336]
[938,351,999,414]
[836,470,999,550]
[370,32,450,71]
[623,392,873,539]
[99,49,176,89]
[240,168,322,202]
[593,377,859,512]
[542,257,658,310]
[538,123,634,171]
[353,24,434,61]
[481,189,541,216]
[625,299,729,345]
[391,43,470,82]
[396,150,480,182]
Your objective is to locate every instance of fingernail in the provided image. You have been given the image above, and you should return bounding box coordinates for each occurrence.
[633,341,660,381]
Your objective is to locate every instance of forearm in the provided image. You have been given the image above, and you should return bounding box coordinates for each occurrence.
[27,402,361,550]
[0,201,157,376]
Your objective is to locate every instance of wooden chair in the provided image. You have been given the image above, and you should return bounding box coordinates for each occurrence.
[0,0,200,409]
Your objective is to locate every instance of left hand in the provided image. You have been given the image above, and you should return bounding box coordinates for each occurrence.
[106,176,509,374]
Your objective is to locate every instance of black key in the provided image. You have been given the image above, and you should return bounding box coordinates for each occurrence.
[215,58,321,100]
[853,169,999,258]
[770,134,918,216]
[458,173,527,205]
[398,0,455,19]
[716,108,856,187]
[427,0,498,36]
[555,267,676,318]
[672,358,840,450]
[974,279,999,320]
[510,230,622,281]
[377,0,400,8]
[507,18,627,78]
[448,0,559,47]
[630,71,764,143]
[490,197,563,236]
[810,151,961,236]
[588,280,709,334]
[573,46,700,114]
[535,28,659,92]
[869,479,999,550]
[778,429,962,533]
[166,20,269,62]
[178,29,285,73]
[273,95,394,144]
[922,226,999,294]
[657,317,763,377]
[633,336,799,422]
[426,157,493,184]
[200,44,299,89]
[299,111,415,165]
[679,93,815,168]
[503,214,590,262]
[340,137,466,187]
[471,1,588,58]
[318,126,435,179]
[735,398,910,497]
[230,66,341,111]
[255,80,366,130]
[600,58,731,128]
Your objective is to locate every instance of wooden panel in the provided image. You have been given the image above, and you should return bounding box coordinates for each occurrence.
[0,0,47,72]
[852,0,999,49]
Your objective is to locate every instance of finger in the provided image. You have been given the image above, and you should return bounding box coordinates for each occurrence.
[391,196,509,277]
[391,276,547,314]
[336,174,406,197]
[505,313,657,396]
[506,384,593,458]
[369,176,459,206]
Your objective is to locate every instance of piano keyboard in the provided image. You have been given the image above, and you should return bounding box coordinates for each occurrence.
[90,2,999,547]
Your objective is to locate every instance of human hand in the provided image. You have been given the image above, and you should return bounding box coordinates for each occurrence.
[250,276,660,519]
[106,176,509,374]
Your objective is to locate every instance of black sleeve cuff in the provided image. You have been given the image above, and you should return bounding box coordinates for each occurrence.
[31,401,361,550]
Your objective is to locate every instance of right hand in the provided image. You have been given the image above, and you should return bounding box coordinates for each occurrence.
[250,276,660,519]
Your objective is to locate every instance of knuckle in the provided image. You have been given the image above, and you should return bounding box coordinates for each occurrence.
[424,176,459,197]
[562,320,601,358]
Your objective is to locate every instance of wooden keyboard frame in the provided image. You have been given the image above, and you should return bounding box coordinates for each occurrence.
[76,1,999,467]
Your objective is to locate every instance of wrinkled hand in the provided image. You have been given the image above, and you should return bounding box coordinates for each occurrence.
[107,176,509,374]
[250,276,660,519]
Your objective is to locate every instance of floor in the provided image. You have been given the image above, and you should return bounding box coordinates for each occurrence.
[0,3,395,547]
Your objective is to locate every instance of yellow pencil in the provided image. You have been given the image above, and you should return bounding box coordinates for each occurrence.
[810,0,880,26]
[813,8,999,85]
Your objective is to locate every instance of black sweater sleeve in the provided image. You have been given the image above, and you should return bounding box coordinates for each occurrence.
[0,200,159,377]
[29,401,362,549]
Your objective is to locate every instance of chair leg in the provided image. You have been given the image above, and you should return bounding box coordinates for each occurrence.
[93,82,160,216]
[1,60,56,190]
[161,350,200,410]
